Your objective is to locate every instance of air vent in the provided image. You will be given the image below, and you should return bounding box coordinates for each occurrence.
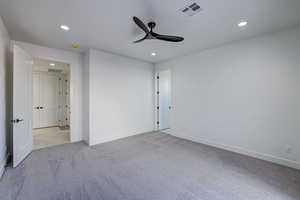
[48,69,63,73]
[180,2,202,16]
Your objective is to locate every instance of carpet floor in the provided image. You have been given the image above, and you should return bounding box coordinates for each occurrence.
[0,132,300,200]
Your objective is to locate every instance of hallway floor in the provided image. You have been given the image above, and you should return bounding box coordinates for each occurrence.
[33,127,70,150]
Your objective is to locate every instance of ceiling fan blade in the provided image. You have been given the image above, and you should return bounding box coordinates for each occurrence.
[153,33,184,42]
[133,16,149,34]
[133,35,147,43]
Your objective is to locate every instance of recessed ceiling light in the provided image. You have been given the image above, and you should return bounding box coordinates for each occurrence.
[49,63,55,66]
[151,52,157,56]
[60,25,70,31]
[238,21,248,27]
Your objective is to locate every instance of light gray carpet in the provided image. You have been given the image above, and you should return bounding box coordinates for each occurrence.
[1,132,300,200]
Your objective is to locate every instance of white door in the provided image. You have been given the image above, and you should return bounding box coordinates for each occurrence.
[32,73,40,128]
[158,70,171,130]
[12,45,33,167]
[40,74,59,127]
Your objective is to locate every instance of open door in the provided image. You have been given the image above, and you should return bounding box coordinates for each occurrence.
[158,70,171,130]
[12,45,33,167]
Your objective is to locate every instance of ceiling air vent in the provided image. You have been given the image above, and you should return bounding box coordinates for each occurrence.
[48,69,63,73]
[180,2,202,16]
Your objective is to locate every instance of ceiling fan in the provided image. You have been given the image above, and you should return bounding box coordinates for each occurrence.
[133,16,184,43]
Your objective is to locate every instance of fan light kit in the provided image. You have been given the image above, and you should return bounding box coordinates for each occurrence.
[133,16,184,43]
[60,25,70,31]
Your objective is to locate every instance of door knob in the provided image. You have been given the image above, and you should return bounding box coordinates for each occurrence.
[11,119,24,123]
[35,107,40,109]
[39,107,44,109]
[15,119,24,123]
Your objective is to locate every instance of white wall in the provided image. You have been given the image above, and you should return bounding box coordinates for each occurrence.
[156,26,300,169]
[86,49,155,145]
[13,41,83,142]
[0,17,10,178]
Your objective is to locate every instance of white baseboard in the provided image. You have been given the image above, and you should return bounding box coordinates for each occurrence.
[89,130,155,146]
[165,131,300,170]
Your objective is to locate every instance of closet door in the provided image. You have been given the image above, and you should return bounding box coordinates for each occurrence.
[33,73,41,128]
[158,70,171,130]
[40,74,59,127]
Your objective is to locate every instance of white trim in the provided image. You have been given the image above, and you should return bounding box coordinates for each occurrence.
[154,71,159,131]
[89,131,153,146]
[165,130,300,170]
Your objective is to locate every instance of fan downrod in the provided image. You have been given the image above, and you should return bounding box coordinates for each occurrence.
[148,22,156,30]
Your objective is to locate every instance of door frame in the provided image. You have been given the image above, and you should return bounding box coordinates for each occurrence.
[155,69,172,131]
[10,40,82,149]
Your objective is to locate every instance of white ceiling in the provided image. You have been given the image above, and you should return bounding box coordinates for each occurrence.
[1,0,300,63]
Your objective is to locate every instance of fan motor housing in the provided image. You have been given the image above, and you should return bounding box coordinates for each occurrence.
[148,22,156,30]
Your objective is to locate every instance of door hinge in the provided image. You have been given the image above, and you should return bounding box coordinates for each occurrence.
[157,91,160,95]
[157,76,159,79]
[157,106,159,110]
[157,121,160,125]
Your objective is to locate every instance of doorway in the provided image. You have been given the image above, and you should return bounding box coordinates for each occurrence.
[11,44,77,167]
[32,59,70,150]
[156,69,171,130]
